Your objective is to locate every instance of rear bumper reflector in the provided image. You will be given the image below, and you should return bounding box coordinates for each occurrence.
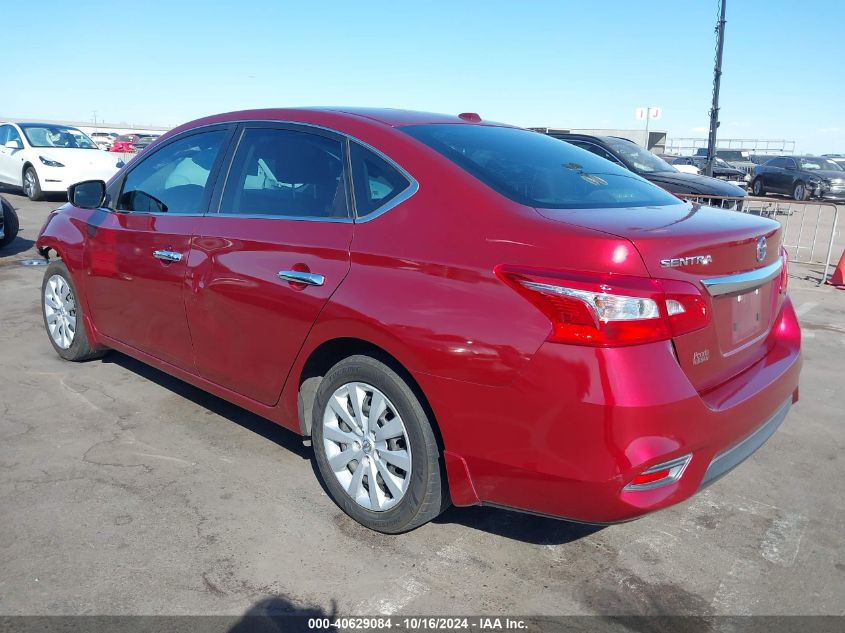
[624,453,692,491]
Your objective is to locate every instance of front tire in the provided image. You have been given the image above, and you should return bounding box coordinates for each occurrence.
[0,196,19,248]
[312,355,448,533]
[23,166,43,201]
[41,261,105,361]
[792,181,809,201]
[751,178,765,197]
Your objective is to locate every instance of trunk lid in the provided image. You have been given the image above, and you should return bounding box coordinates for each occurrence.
[535,202,783,392]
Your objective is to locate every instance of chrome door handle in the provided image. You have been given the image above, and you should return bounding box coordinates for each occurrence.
[277,270,325,286]
[152,250,183,262]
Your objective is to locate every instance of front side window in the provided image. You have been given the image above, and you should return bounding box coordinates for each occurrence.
[118,130,226,214]
[402,125,678,209]
[350,142,411,217]
[19,124,98,149]
[220,128,348,219]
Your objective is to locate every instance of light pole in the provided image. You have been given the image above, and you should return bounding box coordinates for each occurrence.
[705,0,727,177]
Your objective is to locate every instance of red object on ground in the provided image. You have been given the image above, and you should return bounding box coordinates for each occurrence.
[827,249,845,288]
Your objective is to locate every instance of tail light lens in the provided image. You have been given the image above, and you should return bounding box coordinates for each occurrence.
[779,246,789,294]
[496,266,709,347]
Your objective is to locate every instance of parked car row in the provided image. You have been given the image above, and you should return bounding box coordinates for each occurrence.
[671,156,749,185]
[81,131,162,152]
[0,122,124,200]
[110,133,161,153]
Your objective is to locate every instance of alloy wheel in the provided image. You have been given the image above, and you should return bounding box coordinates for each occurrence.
[44,274,77,349]
[321,381,412,511]
[23,171,35,198]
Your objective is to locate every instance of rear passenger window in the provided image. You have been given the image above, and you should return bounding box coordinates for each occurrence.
[118,130,225,214]
[350,142,411,217]
[220,128,348,219]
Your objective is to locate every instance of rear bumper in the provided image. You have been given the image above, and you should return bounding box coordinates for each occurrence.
[425,296,801,523]
[700,397,790,488]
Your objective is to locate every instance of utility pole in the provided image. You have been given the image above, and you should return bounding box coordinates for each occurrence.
[705,0,727,177]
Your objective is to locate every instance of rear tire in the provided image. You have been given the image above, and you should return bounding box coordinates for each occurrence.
[23,166,43,201]
[751,178,765,197]
[0,196,19,248]
[311,355,449,533]
[41,260,106,361]
[792,181,808,201]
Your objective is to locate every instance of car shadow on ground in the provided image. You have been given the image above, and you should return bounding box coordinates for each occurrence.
[103,352,603,545]
[102,352,311,460]
[434,503,603,545]
[0,237,36,257]
[228,596,338,633]
[0,184,66,203]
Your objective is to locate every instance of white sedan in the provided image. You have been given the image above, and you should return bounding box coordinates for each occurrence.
[0,122,124,201]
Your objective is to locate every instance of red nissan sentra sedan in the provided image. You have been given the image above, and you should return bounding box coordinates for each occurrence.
[36,108,801,533]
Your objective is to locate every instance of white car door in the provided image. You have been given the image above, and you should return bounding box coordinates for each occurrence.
[0,125,25,186]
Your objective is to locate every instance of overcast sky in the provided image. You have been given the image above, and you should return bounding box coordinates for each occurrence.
[4,0,843,153]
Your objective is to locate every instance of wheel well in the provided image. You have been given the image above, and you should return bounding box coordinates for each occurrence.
[297,338,443,450]
[38,245,58,261]
[22,162,33,179]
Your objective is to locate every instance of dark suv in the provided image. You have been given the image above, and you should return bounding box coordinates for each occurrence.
[751,156,845,201]
[538,133,747,208]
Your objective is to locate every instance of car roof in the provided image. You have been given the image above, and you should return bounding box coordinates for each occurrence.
[169,107,509,136]
[13,122,80,128]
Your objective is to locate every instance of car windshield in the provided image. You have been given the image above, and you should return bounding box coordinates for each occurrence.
[713,157,733,169]
[402,125,678,209]
[799,157,842,171]
[20,124,98,149]
[602,138,677,174]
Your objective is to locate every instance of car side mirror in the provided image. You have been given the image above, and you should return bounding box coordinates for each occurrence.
[4,140,22,150]
[68,180,107,209]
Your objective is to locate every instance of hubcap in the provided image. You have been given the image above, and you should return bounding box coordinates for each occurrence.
[44,275,77,349]
[795,185,804,199]
[24,172,34,197]
[322,381,411,512]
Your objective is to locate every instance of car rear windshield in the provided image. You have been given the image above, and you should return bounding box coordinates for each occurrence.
[401,125,677,209]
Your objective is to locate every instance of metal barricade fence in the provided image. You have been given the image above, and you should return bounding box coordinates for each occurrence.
[679,195,841,286]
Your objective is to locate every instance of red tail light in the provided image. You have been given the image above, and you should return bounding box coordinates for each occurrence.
[495,266,709,347]
[779,246,789,294]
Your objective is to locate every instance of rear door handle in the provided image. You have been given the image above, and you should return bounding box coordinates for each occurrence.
[153,250,182,262]
[277,270,325,286]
